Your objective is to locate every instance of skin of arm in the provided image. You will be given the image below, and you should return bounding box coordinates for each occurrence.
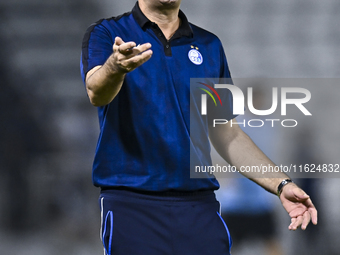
[209,120,288,193]
[209,119,317,230]
[85,37,153,106]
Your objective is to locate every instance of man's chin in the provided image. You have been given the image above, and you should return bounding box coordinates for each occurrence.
[158,0,181,8]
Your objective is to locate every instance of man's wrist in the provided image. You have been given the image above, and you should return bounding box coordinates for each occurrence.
[277,179,293,197]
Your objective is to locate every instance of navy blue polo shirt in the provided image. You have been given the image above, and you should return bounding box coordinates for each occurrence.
[81,2,235,191]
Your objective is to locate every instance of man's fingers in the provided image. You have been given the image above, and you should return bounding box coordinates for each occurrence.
[301,211,311,230]
[135,49,153,64]
[114,40,151,58]
[289,215,304,230]
[304,198,317,225]
[120,42,152,58]
[120,49,153,70]
[113,37,136,54]
[130,43,152,55]
[309,207,318,225]
[114,36,125,46]
[289,209,316,231]
[118,42,137,53]
[289,218,297,230]
[111,37,152,72]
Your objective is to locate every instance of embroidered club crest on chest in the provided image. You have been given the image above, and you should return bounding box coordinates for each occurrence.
[188,46,203,65]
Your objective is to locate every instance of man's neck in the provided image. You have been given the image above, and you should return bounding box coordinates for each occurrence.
[138,1,181,40]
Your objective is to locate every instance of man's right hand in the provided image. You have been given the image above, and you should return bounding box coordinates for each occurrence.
[85,37,152,106]
[108,36,153,74]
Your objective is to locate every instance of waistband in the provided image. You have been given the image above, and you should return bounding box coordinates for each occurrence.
[100,187,216,203]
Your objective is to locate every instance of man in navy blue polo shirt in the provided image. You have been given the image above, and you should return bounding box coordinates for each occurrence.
[81,1,317,254]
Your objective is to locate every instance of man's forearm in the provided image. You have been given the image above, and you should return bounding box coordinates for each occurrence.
[86,63,125,107]
[209,122,290,195]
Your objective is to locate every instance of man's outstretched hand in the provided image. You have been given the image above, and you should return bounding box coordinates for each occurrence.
[109,36,153,74]
[280,183,318,230]
[85,36,153,106]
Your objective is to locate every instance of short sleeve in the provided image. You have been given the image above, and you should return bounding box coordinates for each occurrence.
[219,42,232,80]
[80,19,115,83]
[206,42,237,124]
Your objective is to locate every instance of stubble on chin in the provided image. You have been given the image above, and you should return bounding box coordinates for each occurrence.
[158,0,181,8]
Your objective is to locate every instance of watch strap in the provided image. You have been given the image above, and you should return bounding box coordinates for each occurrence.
[277,179,293,197]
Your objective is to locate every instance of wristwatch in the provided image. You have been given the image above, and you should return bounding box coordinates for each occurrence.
[277,179,293,197]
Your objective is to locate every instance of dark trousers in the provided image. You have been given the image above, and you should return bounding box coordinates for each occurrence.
[99,189,232,255]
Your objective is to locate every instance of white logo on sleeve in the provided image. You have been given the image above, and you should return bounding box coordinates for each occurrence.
[188,48,203,65]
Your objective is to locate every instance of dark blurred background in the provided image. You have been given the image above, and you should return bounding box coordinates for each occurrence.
[0,0,339,254]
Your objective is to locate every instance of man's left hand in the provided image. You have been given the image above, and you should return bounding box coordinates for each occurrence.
[280,183,318,230]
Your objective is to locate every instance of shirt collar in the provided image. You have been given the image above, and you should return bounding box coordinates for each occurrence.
[132,2,193,38]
